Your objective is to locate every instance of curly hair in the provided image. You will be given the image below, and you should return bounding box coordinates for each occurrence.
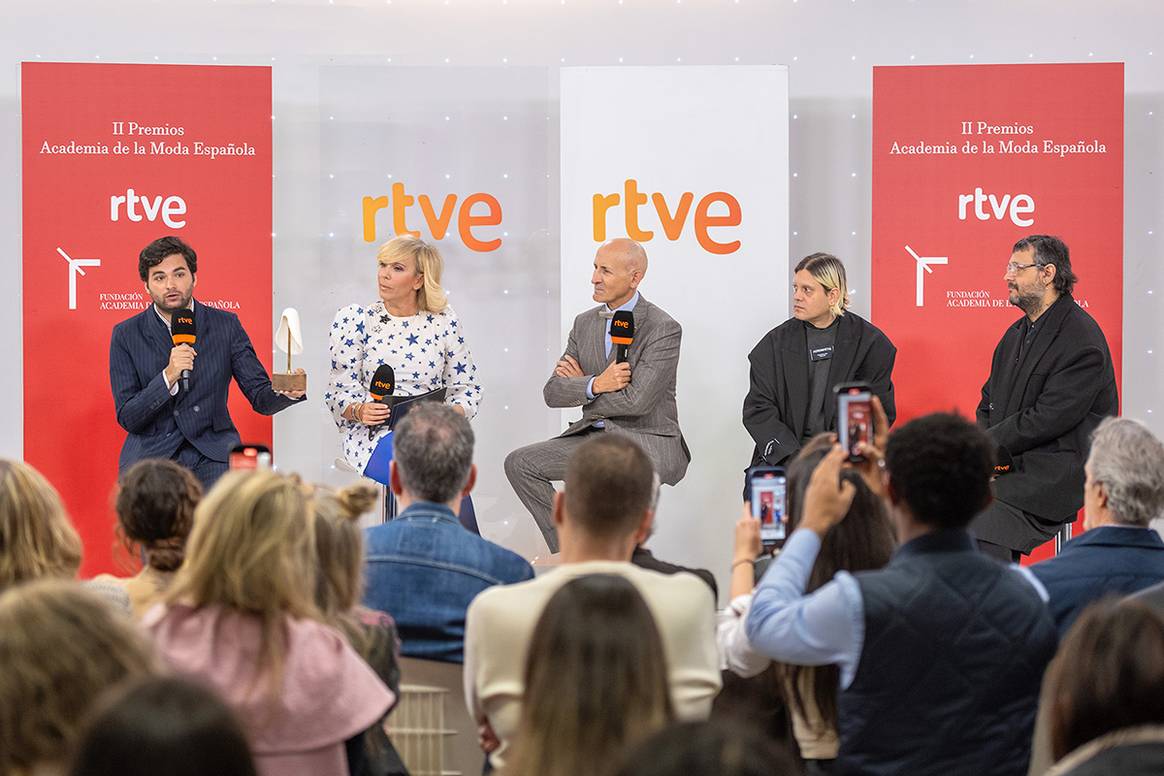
[115,459,202,572]
[884,413,995,528]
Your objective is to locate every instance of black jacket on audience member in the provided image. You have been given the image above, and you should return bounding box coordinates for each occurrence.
[743,312,896,468]
[837,530,1058,776]
[631,546,718,601]
[973,294,1119,553]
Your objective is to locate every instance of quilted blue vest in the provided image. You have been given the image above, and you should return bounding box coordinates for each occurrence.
[837,530,1057,776]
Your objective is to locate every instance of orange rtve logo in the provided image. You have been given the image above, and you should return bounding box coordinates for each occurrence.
[362,183,502,252]
[374,380,393,392]
[177,316,193,326]
[613,319,630,329]
[592,179,742,255]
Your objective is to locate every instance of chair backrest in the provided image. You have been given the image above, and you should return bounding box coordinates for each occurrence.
[388,656,484,776]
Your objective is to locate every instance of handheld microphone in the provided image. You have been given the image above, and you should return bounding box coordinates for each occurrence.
[170,308,196,393]
[368,364,396,440]
[611,310,635,364]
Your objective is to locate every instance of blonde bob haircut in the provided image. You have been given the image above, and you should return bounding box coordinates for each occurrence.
[795,252,850,317]
[0,580,156,774]
[165,470,319,693]
[377,235,448,313]
[0,458,82,591]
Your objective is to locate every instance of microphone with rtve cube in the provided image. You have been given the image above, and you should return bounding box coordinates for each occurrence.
[611,310,635,364]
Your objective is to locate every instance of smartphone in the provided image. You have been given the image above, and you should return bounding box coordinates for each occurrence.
[836,382,873,463]
[229,444,272,470]
[747,465,787,546]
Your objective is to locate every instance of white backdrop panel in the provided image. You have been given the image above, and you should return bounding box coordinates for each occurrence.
[561,66,789,593]
[312,66,560,554]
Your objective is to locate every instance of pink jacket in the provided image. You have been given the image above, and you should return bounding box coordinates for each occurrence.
[145,603,394,776]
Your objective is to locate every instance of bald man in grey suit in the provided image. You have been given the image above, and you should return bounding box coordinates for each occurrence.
[505,239,690,553]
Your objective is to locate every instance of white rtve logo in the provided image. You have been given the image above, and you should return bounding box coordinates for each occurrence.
[905,245,947,308]
[57,247,101,310]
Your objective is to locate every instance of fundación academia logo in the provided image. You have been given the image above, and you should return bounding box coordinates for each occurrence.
[905,245,947,307]
[57,246,101,311]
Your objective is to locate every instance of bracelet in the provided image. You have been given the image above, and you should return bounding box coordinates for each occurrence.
[351,403,363,423]
[731,558,754,570]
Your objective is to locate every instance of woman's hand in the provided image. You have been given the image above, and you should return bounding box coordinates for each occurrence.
[734,504,762,563]
[355,402,391,426]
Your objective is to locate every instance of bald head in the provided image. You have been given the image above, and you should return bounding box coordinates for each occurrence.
[599,238,649,275]
[591,239,647,307]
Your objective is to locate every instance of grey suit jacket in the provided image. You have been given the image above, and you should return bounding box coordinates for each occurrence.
[543,296,691,484]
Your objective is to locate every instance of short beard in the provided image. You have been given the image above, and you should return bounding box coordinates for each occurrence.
[1010,288,1045,317]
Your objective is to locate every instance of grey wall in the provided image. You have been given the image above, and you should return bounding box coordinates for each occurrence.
[3,0,1162,593]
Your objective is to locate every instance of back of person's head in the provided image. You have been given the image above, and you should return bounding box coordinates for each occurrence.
[612,720,798,776]
[509,574,673,776]
[1047,598,1164,761]
[166,470,318,689]
[0,580,156,775]
[69,676,256,776]
[0,457,82,590]
[115,459,202,572]
[309,481,378,640]
[780,436,896,731]
[393,403,474,504]
[884,413,995,528]
[1086,417,1164,527]
[562,435,655,540]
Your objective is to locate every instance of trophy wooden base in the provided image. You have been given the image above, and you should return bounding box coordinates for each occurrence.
[272,372,307,392]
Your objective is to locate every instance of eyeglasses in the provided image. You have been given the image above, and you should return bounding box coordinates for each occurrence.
[1005,261,1039,275]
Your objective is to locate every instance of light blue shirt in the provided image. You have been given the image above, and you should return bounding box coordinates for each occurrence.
[744,528,1050,690]
[585,291,640,403]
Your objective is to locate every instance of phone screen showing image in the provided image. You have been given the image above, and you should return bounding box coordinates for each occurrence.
[749,468,787,544]
[838,389,873,462]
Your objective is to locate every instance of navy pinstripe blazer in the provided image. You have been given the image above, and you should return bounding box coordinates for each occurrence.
[109,300,301,469]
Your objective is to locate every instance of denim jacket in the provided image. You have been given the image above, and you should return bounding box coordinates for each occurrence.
[362,501,534,663]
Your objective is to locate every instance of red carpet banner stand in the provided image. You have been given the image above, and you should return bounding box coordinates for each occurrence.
[22,63,273,575]
[871,63,1123,561]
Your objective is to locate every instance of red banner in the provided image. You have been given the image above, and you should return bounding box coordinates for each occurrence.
[872,63,1123,560]
[21,63,273,576]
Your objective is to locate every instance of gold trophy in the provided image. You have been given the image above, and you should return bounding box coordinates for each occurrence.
[272,307,307,393]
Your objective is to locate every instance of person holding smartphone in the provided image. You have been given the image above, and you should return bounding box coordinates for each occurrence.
[742,253,897,471]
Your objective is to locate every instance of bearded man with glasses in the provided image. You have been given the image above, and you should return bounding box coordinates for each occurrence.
[973,235,1118,561]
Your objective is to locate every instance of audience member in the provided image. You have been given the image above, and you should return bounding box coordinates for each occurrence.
[92,458,202,618]
[612,720,799,776]
[719,431,894,771]
[309,480,407,776]
[507,574,674,776]
[144,469,394,776]
[465,434,720,770]
[0,457,82,591]
[631,474,718,599]
[746,413,1058,776]
[1040,599,1164,775]
[69,676,257,776]
[0,580,156,776]
[362,403,533,663]
[1031,417,1164,634]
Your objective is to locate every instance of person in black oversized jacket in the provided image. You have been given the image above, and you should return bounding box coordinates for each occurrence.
[743,253,896,469]
[973,235,1119,561]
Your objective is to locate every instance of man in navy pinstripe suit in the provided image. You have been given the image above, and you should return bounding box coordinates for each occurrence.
[109,236,305,491]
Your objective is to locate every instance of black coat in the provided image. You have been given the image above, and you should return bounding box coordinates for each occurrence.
[973,293,1119,549]
[742,312,896,467]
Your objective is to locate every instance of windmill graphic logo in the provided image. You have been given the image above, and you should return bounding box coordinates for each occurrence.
[905,245,947,307]
[57,247,101,311]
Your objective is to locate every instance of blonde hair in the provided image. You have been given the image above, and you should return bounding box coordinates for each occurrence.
[795,252,850,317]
[0,458,82,591]
[0,580,156,774]
[377,235,448,313]
[165,470,318,696]
[310,482,377,626]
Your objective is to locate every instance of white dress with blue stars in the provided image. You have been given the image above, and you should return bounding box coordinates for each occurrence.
[325,299,481,473]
